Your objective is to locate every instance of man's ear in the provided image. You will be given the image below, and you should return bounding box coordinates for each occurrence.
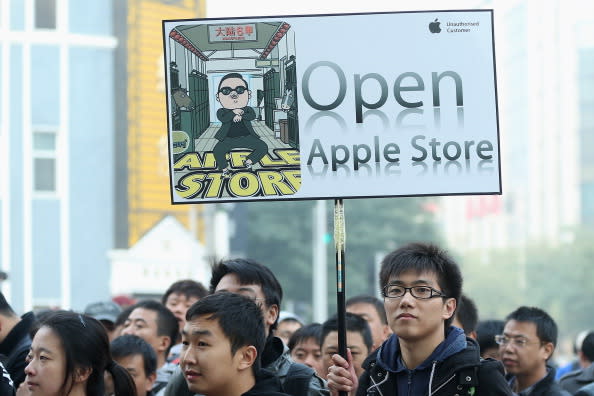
[248,90,252,100]
[146,371,157,392]
[264,304,279,333]
[216,93,220,103]
[236,345,258,371]
[542,342,555,361]
[442,298,457,321]
[157,335,172,354]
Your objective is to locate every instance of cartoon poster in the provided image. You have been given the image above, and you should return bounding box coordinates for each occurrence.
[163,10,500,203]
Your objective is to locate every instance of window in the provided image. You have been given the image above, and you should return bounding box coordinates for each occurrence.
[33,130,57,192]
[35,0,56,30]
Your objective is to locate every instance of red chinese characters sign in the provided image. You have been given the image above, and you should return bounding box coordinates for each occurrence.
[208,23,257,42]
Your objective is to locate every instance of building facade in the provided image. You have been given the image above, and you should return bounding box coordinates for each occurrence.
[0,0,207,313]
[440,0,593,252]
[0,0,118,312]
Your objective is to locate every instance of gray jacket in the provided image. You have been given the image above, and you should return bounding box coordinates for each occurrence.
[560,363,594,394]
[576,382,594,396]
[164,336,328,396]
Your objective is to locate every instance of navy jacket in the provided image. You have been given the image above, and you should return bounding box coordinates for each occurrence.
[356,327,512,396]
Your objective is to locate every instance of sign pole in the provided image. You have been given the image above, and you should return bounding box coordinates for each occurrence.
[333,199,347,396]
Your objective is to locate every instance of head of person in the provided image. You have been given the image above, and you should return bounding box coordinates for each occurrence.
[110,334,157,396]
[181,292,265,396]
[275,311,303,345]
[121,300,179,367]
[498,306,557,380]
[113,305,134,339]
[476,319,504,360]
[84,300,122,342]
[321,313,373,379]
[288,323,324,377]
[24,310,135,396]
[579,331,594,366]
[346,295,392,350]
[162,279,208,331]
[451,294,478,339]
[210,258,282,337]
[379,242,462,343]
[216,72,251,110]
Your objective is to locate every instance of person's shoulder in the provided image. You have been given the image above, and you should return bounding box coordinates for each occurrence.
[549,386,573,396]
[559,367,582,382]
[575,382,594,396]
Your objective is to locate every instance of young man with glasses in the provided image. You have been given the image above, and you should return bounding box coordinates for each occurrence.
[497,306,571,396]
[327,242,511,395]
[213,72,269,177]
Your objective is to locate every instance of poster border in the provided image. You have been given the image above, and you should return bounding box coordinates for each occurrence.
[162,9,502,205]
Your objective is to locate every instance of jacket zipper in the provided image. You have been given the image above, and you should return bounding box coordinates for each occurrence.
[430,373,456,395]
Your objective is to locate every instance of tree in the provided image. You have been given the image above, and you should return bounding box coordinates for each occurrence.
[239,197,440,320]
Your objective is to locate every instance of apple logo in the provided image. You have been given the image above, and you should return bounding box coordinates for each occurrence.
[429,18,441,33]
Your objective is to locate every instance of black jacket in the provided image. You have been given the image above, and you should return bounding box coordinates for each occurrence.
[508,366,571,396]
[0,362,15,396]
[0,312,35,388]
[243,369,291,396]
[559,363,594,394]
[356,336,512,396]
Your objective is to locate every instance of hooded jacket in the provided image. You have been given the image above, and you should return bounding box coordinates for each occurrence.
[242,369,291,396]
[559,362,594,394]
[356,326,512,396]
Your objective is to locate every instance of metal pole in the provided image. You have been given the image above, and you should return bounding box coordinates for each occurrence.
[333,199,347,396]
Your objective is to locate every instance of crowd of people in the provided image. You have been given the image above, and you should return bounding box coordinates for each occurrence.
[0,242,593,396]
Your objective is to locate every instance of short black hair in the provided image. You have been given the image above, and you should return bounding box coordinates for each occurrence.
[210,258,283,331]
[162,279,208,305]
[288,323,322,351]
[505,306,558,346]
[455,294,479,335]
[131,300,179,355]
[476,319,504,352]
[218,72,248,91]
[379,242,462,328]
[115,305,134,328]
[111,334,157,377]
[346,295,387,325]
[580,331,594,362]
[186,292,265,374]
[321,313,373,353]
[0,292,16,317]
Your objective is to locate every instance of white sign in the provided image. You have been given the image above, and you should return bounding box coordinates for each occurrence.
[163,10,500,203]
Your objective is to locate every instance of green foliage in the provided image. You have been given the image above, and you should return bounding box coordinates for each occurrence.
[458,227,594,340]
[242,197,440,320]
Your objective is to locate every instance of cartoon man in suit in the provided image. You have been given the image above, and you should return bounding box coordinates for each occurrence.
[213,73,269,177]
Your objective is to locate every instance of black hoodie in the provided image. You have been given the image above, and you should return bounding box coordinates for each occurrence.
[242,369,291,396]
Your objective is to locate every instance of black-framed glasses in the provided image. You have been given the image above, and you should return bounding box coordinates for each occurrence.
[219,86,247,95]
[494,335,542,348]
[381,285,446,299]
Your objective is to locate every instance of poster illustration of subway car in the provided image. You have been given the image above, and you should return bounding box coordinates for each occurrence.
[165,20,300,201]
